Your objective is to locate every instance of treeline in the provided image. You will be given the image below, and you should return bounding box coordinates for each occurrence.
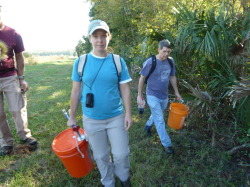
[25,50,75,56]
[75,0,250,147]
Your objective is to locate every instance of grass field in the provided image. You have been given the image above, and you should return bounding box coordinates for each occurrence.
[0,59,248,186]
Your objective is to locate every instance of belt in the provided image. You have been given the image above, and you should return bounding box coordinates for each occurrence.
[0,67,15,72]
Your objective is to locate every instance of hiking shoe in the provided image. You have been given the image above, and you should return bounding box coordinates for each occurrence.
[120,177,131,187]
[144,126,152,137]
[164,146,174,154]
[23,137,38,146]
[0,146,13,156]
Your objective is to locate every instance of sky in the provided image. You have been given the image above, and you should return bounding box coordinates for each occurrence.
[1,0,91,52]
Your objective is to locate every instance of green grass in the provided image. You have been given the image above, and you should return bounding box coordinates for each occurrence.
[0,59,248,186]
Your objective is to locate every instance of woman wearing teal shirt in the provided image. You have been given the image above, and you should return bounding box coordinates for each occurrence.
[67,20,132,187]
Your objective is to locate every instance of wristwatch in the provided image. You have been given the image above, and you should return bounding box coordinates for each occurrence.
[18,75,25,79]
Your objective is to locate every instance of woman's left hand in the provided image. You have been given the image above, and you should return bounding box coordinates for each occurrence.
[124,115,132,131]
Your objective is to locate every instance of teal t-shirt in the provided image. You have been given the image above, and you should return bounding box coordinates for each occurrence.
[71,53,132,120]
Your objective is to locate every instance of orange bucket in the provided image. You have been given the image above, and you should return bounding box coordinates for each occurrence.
[168,103,189,129]
[52,128,94,178]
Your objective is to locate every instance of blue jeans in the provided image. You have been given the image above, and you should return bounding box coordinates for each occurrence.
[145,95,172,147]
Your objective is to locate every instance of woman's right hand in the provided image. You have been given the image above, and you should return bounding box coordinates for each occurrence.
[67,117,77,127]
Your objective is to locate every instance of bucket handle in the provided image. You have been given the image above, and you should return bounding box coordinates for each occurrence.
[73,132,85,158]
[62,109,85,158]
[62,109,85,141]
[169,98,185,105]
[180,117,186,128]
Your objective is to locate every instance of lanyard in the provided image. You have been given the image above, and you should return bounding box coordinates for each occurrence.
[83,57,106,90]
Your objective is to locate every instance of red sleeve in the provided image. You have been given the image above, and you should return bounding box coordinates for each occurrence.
[14,31,25,53]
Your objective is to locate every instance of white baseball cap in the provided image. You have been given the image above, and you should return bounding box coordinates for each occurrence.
[88,19,110,36]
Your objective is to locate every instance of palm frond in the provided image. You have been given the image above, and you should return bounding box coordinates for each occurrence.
[181,79,212,103]
[228,78,250,101]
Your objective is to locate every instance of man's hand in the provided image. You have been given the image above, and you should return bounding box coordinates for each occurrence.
[175,92,182,102]
[19,79,29,92]
[137,95,144,106]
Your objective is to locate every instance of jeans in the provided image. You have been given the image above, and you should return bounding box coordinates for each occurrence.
[145,95,172,147]
[83,114,130,187]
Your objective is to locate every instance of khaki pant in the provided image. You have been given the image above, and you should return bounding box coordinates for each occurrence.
[0,75,32,147]
[83,114,130,187]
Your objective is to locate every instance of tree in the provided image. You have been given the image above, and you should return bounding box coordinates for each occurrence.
[75,36,92,57]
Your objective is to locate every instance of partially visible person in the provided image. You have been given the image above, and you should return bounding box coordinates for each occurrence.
[0,5,37,156]
[137,39,182,154]
[67,20,132,187]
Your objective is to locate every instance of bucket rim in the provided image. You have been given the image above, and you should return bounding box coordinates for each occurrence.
[52,140,88,155]
[170,102,189,110]
[52,128,88,155]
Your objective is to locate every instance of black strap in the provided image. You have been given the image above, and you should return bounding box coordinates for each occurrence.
[145,55,156,84]
[167,58,172,68]
[144,56,174,84]
[167,58,174,73]
[0,67,15,72]
[83,57,106,90]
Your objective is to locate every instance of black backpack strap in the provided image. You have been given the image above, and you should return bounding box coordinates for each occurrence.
[145,55,157,84]
[167,58,175,75]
